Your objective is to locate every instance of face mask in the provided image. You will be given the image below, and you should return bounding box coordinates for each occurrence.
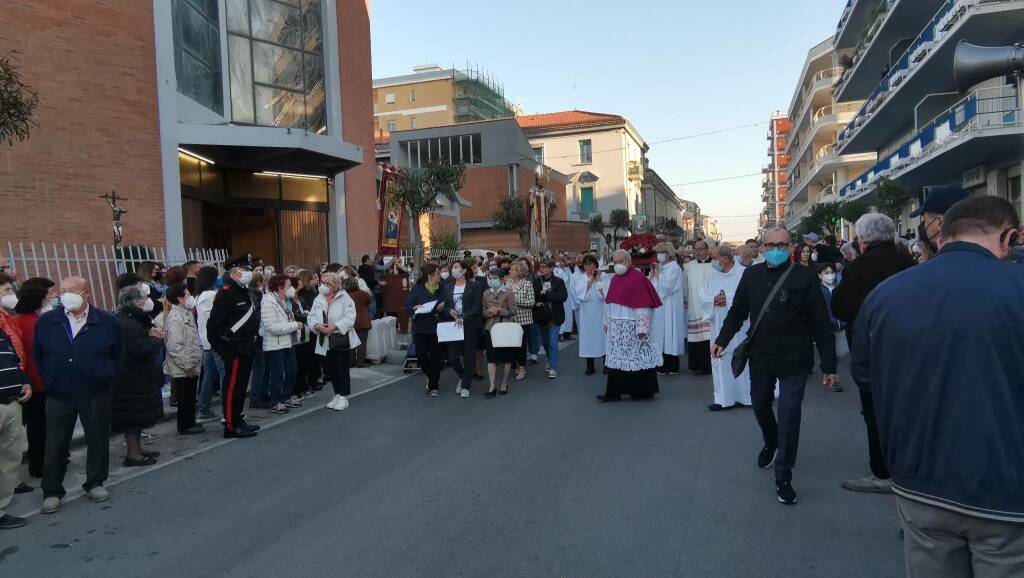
[340,271,349,279]
[239,271,253,287]
[138,283,151,297]
[285,286,296,299]
[614,264,628,276]
[451,268,463,280]
[765,248,789,267]
[141,298,155,313]
[1,294,17,310]
[712,261,724,273]
[214,277,224,289]
[440,272,450,280]
[318,285,331,296]
[918,220,940,254]
[822,273,836,285]
[488,278,502,290]
[656,253,667,264]
[184,296,197,309]
[61,292,85,312]
[47,297,60,311]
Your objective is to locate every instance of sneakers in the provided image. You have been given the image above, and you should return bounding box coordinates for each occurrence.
[285,396,303,408]
[776,480,797,505]
[197,410,220,423]
[842,474,893,494]
[87,486,111,503]
[301,390,317,400]
[0,514,27,529]
[546,369,557,379]
[41,497,62,514]
[527,354,539,365]
[326,396,339,410]
[515,367,526,381]
[757,446,778,469]
[429,389,440,398]
[328,395,349,411]
[460,389,470,399]
[270,403,290,414]
[455,383,463,395]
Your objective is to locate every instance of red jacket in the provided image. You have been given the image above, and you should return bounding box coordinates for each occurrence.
[0,309,24,369]
[15,312,42,391]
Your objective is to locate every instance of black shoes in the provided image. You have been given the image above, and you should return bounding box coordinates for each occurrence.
[124,456,158,467]
[776,480,798,505]
[484,390,497,398]
[179,425,206,436]
[708,403,725,412]
[757,446,778,469]
[596,394,622,403]
[224,428,257,439]
[585,368,596,376]
[0,514,27,529]
[14,482,33,494]
[240,421,261,432]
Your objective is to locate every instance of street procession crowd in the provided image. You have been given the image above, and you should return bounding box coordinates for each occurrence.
[0,186,1021,576]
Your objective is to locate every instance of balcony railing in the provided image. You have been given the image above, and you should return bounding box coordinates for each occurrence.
[790,67,847,132]
[839,86,1020,199]
[627,162,643,181]
[838,0,978,149]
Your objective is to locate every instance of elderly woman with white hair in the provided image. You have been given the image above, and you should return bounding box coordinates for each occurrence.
[649,241,687,375]
[308,272,359,412]
[597,250,664,402]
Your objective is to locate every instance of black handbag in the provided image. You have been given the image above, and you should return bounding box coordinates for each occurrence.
[731,264,795,378]
[320,309,350,351]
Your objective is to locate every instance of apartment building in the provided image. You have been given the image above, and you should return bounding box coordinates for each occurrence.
[0,0,376,267]
[518,111,649,243]
[641,164,687,238]
[782,36,876,231]
[833,0,1024,228]
[761,113,792,234]
[372,65,513,136]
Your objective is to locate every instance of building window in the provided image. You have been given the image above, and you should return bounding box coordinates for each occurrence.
[532,146,544,165]
[400,133,482,169]
[226,0,326,133]
[386,119,397,133]
[410,117,417,129]
[580,186,595,213]
[578,139,593,164]
[508,165,519,197]
[385,92,396,104]
[172,0,224,114]
[410,89,416,102]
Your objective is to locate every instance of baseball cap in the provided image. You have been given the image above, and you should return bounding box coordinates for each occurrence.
[909,185,970,217]
[804,233,820,242]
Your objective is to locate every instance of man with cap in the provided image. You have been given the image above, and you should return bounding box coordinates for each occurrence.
[532,259,568,379]
[912,185,971,262]
[206,255,261,438]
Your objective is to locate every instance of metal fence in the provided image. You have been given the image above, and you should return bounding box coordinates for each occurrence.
[2,242,227,311]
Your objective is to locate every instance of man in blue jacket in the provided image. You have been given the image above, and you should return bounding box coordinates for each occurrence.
[34,277,122,514]
[853,195,1024,576]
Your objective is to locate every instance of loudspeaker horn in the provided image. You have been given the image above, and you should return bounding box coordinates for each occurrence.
[953,40,1024,93]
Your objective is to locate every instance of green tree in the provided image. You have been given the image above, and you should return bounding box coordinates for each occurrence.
[390,161,466,249]
[608,209,631,245]
[428,226,461,251]
[493,195,529,247]
[588,214,605,234]
[872,177,915,221]
[797,202,841,236]
[838,197,872,224]
[0,51,39,147]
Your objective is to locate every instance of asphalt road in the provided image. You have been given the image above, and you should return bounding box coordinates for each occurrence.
[0,346,903,577]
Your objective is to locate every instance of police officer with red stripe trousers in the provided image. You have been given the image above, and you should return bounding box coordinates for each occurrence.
[207,256,261,438]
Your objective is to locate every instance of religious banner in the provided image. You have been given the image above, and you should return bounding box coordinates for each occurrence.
[378,164,402,256]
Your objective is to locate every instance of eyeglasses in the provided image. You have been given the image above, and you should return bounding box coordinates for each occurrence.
[763,242,790,250]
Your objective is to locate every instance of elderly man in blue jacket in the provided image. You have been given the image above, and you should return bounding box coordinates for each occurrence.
[34,276,122,514]
[853,195,1024,577]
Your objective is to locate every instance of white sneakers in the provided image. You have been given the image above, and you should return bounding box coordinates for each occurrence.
[456,383,463,395]
[460,389,470,399]
[327,395,349,411]
[41,496,61,514]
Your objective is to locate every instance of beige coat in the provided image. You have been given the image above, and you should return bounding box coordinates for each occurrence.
[163,305,203,378]
[482,288,515,330]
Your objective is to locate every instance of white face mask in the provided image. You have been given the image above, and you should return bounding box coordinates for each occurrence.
[137,282,151,297]
[141,298,155,313]
[184,296,197,309]
[440,271,450,280]
[451,268,463,280]
[285,286,296,299]
[340,271,349,279]
[239,271,253,287]
[822,273,835,285]
[60,292,85,312]
[1,294,18,310]
[614,263,628,276]
[318,284,331,296]
[656,253,667,263]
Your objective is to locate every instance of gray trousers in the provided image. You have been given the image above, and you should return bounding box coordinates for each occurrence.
[42,390,112,498]
[898,496,1024,578]
[0,402,27,516]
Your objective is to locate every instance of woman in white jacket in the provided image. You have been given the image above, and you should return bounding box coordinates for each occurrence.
[260,274,303,414]
[308,272,359,411]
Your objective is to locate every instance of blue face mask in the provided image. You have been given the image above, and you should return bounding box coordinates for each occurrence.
[765,248,789,266]
[712,261,724,273]
[488,278,502,290]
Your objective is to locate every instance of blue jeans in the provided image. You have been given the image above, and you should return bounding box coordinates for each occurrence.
[528,324,541,356]
[249,348,270,401]
[541,324,560,370]
[266,348,297,405]
[198,350,225,413]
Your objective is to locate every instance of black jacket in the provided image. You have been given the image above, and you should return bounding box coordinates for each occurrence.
[532,274,568,327]
[831,241,916,324]
[716,261,837,376]
[0,327,29,402]
[358,264,379,292]
[111,306,164,433]
[813,244,843,266]
[405,284,443,336]
[443,278,484,329]
[207,280,261,357]
[853,242,1024,523]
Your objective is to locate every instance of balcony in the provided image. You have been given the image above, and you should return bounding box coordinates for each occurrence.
[839,86,1022,200]
[836,0,874,50]
[789,68,846,139]
[787,103,861,178]
[837,0,1024,155]
[834,0,947,102]
[627,162,643,182]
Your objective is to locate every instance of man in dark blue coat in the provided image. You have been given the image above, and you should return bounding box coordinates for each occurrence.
[34,277,122,514]
[854,195,1024,576]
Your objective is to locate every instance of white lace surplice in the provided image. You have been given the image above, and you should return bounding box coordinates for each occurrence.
[604,303,663,371]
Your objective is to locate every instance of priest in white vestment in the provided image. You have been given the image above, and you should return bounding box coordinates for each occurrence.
[554,256,576,338]
[573,254,606,375]
[700,244,752,410]
[683,239,715,374]
[650,242,687,374]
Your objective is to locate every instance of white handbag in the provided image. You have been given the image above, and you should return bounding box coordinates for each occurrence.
[490,322,524,348]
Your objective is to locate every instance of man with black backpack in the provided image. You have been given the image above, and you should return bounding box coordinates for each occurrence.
[712,228,837,505]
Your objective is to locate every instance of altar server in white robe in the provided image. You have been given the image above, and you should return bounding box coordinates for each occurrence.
[700,244,752,411]
[574,254,607,375]
[570,256,588,338]
[649,242,687,375]
[684,239,716,374]
[554,255,576,338]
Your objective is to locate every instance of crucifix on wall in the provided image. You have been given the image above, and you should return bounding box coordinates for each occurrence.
[100,191,128,249]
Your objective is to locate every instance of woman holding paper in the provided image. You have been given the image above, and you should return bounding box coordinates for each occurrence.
[442,259,484,399]
[405,263,446,397]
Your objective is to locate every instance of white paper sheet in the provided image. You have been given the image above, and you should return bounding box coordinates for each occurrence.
[436,321,465,343]
[414,300,439,315]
